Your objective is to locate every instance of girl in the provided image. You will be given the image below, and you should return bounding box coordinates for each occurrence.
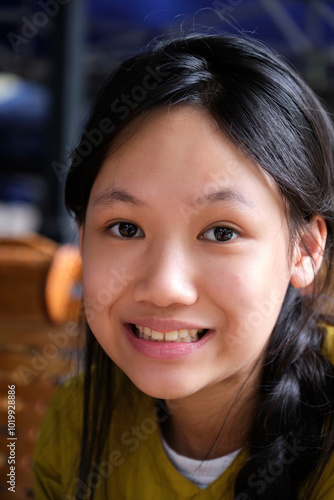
[34,33,334,499]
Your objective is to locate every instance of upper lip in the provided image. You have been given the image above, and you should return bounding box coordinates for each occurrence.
[127,318,211,333]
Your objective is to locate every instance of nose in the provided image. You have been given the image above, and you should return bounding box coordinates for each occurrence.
[132,242,198,307]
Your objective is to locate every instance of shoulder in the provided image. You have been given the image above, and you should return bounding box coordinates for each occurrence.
[33,374,84,497]
[307,456,334,500]
[34,373,84,437]
[308,323,334,499]
[321,323,334,364]
[33,366,153,465]
[36,372,84,435]
[41,373,84,431]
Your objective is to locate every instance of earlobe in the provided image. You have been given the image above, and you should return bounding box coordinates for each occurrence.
[290,216,327,291]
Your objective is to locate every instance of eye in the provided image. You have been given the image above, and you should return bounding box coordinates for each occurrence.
[201,226,238,242]
[108,221,144,238]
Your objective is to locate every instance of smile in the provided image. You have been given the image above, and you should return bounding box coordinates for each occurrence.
[131,324,208,343]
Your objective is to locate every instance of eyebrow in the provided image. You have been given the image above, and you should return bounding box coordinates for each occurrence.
[91,187,256,211]
[195,188,257,211]
[92,188,147,209]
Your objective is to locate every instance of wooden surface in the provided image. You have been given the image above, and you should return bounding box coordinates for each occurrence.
[0,320,80,499]
[0,235,83,499]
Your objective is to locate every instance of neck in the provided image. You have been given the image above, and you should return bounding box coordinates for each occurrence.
[160,370,260,460]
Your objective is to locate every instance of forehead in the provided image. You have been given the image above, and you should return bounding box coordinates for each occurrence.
[89,106,283,213]
[105,106,247,179]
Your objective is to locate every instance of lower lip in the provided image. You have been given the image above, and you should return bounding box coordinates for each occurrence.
[124,324,214,360]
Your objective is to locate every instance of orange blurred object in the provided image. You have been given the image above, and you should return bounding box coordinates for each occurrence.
[0,234,82,499]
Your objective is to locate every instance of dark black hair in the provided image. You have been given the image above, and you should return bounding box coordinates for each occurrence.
[65,32,334,499]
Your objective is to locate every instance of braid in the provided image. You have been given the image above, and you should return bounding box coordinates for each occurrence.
[235,285,334,499]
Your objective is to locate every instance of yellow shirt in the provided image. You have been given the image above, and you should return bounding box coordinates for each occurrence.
[33,326,334,499]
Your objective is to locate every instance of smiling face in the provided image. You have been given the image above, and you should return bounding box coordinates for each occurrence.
[79,106,294,400]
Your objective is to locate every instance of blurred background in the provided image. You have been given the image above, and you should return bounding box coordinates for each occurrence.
[0,0,334,498]
[0,0,334,243]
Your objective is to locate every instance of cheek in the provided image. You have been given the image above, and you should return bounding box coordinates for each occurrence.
[81,247,134,325]
[205,255,289,347]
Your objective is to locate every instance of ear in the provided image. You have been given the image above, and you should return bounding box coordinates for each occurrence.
[78,225,84,257]
[290,216,327,291]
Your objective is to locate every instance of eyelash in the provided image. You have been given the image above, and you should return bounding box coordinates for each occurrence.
[107,221,145,239]
[200,226,239,242]
[107,221,239,243]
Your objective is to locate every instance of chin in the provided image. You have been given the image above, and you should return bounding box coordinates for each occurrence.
[126,373,200,401]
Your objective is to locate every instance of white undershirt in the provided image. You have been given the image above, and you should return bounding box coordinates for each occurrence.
[160,434,241,489]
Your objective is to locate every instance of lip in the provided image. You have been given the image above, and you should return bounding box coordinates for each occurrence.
[124,323,214,360]
[127,317,210,333]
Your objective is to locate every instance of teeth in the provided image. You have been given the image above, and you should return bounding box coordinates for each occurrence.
[165,331,178,341]
[179,329,189,339]
[190,329,198,339]
[133,325,206,343]
[143,327,151,337]
[151,330,164,341]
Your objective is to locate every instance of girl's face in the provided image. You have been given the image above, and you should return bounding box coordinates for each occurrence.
[80,106,293,400]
